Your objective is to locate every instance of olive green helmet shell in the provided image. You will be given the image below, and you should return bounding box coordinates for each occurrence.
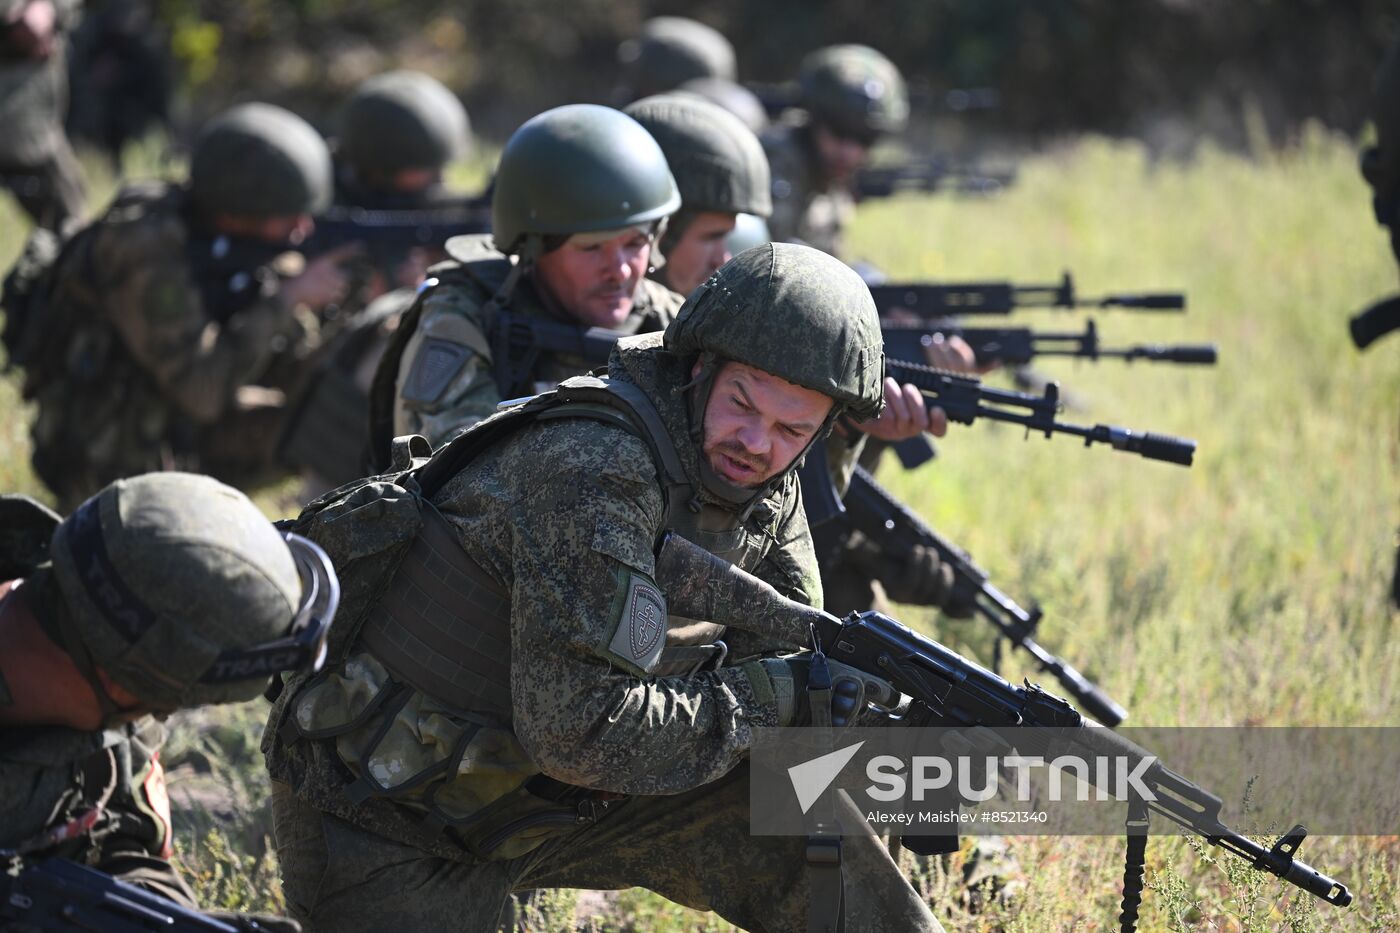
[50,472,304,709]
[491,104,681,255]
[665,241,885,420]
[799,44,909,141]
[339,70,471,177]
[190,103,333,217]
[676,77,769,135]
[725,212,771,255]
[624,94,771,219]
[619,16,737,99]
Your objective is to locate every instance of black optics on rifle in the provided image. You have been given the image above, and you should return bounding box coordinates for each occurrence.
[870,271,1186,317]
[884,358,1196,466]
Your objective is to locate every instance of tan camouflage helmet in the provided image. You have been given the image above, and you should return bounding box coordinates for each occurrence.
[48,473,338,712]
[189,103,333,218]
[665,241,885,421]
[624,93,771,219]
[339,70,471,178]
[799,44,909,142]
[619,16,737,99]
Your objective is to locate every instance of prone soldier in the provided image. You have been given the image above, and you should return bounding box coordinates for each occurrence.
[8,102,358,510]
[0,472,339,930]
[264,242,944,932]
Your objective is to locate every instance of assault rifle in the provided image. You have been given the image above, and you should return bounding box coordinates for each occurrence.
[854,157,1017,199]
[491,310,633,398]
[882,320,1218,367]
[840,465,1128,726]
[747,81,1002,118]
[1349,294,1400,350]
[884,357,1197,466]
[0,858,266,931]
[653,533,1355,927]
[307,197,491,257]
[870,271,1186,318]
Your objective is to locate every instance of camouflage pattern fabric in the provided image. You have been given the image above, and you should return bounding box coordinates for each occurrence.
[26,182,311,509]
[0,0,86,228]
[761,119,854,258]
[271,761,942,933]
[388,236,684,446]
[261,335,925,930]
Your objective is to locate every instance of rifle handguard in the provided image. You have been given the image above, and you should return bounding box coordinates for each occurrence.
[1349,294,1400,350]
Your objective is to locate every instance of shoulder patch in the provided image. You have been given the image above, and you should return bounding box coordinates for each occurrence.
[606,570,667,674]
[402,337,472,406]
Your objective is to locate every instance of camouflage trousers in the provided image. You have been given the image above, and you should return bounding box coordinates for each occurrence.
[270,761,943,933]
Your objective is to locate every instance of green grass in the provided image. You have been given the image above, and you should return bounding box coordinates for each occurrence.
[3,127,1396,931]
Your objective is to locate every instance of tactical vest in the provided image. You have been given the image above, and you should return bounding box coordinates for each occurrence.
[276,372,770,855]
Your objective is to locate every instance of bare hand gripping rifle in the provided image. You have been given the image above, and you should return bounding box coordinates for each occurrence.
[652,533,1355,928]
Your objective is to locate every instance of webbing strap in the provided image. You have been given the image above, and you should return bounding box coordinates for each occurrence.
[805,647,845,933]
[1117,794,1151,932]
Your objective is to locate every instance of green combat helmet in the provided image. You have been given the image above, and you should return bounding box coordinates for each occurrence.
[618,16,737,100]
[676,76,769,135]
[189,103,333,218]
[624,93,772,222]
[46,472,339,714]
[339,70,471,179]
[490,104,681,258]
[799,44,909,143]
[725,212,771,256]
[667,241,885,422]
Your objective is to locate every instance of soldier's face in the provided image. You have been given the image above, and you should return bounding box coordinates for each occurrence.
[665,212,737,296]
[695,360,833,488]
[812,124,872,184]
[536,229,652,328]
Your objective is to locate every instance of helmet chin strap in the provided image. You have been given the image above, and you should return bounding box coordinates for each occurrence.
[683,352,844,522]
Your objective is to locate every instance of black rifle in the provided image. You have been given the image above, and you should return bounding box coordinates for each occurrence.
[306,198,491,257]
[653,533,1355,923]
[870,271,1185,318]
[884,357,1197,467]
[854,157,1018,199]
[491,310,633,399]
[841,465,1128,726]
[747,81,1001,118]
[0,858,258,931]
[882,320,1218,367]
[1349,294,1400,350]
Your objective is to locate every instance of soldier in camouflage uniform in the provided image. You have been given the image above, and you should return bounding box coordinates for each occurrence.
[369,104,687,461]
[763,44,908,258]
[0,0,85,230]
[615,15,736,104]
[16,102,358,511]
[623,93,772,297]
[0,472,339,930]
[264,242,942,932]
[282,71,478,494]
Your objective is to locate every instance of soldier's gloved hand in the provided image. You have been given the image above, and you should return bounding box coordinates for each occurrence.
[755,654,900,727]
[845,532,967,612]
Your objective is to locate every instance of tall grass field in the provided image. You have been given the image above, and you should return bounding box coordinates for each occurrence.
[1,127,1395,931]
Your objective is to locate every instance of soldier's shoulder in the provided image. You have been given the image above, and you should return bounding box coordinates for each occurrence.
[89,181,188,260]
[635,277,686,323]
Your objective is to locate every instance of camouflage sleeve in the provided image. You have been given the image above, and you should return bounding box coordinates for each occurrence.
[503,421,779,795]
[392,283,502,447]
[92,217,301,424]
